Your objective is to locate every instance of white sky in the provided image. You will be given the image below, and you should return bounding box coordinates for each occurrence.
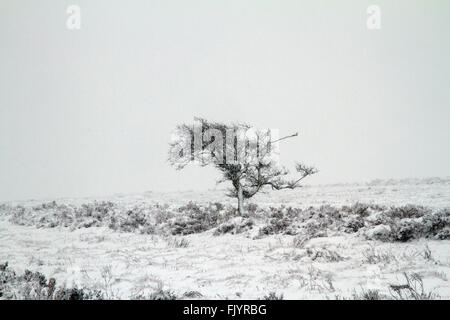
[1,0,449,201]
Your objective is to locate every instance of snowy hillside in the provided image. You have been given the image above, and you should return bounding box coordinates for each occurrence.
[0,177,449,300]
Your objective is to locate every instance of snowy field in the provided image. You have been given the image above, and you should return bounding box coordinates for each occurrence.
[0,177,449,300]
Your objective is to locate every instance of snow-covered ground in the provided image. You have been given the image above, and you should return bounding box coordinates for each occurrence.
[5,177,450,209]
[0,177,449,299]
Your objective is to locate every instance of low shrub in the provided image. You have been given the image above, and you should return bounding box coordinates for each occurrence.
[261,292,284,300]
[147,289,178,300]
[366,208,449,242]
[352,289,386,300]
[170,202,227,235]
[0,200,448,242]
[214,217,254,235]
[0,262,104,300]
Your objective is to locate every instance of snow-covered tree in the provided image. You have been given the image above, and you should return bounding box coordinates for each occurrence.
[169,118,317,215]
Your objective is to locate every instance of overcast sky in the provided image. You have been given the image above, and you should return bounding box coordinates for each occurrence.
[1,0,449,201]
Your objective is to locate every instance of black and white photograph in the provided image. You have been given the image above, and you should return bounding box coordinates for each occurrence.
[0,0,449,311]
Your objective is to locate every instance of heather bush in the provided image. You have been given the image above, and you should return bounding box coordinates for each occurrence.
[262,292,284,300]
[0,262,104,300]
[0,200,448,242]
[147,289,178,300]
[259,216,291,236]
[214,217,254,235]
[352,289,386,300]
[386,205,430,219]
[170,202,227,235]
[365,207,449,242]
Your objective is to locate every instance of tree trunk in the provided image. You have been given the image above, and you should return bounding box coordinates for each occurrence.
[237,183,244,216]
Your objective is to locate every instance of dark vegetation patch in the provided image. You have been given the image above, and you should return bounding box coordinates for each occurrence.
[0,200,448,242]
[256,203,449,242]
[0,262,182,300]
[213,217,254,235]
[0,262,104,300]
